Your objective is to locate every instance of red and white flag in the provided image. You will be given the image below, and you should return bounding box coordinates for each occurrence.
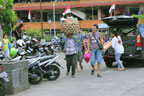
[109,2,116,13]
[28,9,31,20]
[63,6,71,16]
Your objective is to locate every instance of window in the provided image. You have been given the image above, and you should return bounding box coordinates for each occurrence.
[129,8,139,15]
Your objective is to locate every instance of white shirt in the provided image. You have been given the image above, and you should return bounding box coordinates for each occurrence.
[112,36,124,54]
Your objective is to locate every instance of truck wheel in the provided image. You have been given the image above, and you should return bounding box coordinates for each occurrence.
[105,61,113,68]
[140,60,144,67]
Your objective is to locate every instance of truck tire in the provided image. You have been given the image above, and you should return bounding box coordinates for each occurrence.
[140,60,144,67]
[105,61,113,68]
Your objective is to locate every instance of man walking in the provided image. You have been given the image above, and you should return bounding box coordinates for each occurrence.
[87,24,104,77]
[13,24,23,40]
[73,31,86,72]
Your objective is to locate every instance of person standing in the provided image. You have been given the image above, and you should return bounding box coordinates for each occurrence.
[87,24,104,77]
[13,24,23,40]
[104,31,125,71]
[3,33,10,59]
[63,33,77,78]
[73,31,86,72]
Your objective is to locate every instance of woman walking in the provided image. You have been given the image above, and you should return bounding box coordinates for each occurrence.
[104,31,125,71]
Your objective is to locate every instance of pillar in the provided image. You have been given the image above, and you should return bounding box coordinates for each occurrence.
[97,8,101,20]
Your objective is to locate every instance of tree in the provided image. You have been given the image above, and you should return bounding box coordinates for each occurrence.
[0,0,17,34]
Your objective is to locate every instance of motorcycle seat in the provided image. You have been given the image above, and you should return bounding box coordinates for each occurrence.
[26,56,37,59]
[40,55,55,62]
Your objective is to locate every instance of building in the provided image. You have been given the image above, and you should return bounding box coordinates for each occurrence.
[13,0,144,33]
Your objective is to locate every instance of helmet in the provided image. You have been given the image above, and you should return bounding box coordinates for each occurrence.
[16,39,25,47]
[24,32,27,35]
[84,51,91,63]
[10,48,18,58]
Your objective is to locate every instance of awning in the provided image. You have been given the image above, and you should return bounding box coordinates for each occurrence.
[71,9,87,20]
[98,23,109,29]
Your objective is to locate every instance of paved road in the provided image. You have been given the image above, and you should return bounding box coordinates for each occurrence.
[8,53,144,96]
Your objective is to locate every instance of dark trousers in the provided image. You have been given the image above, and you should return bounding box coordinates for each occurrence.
[66,54,77,75]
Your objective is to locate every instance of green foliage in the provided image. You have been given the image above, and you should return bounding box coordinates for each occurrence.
[25,29,41,36]
[132,14,144,20]
[25,29,51,41]
[81,31,89,34]
[0,0,17,34]
[25,29,42,40]
[56,33,62,37]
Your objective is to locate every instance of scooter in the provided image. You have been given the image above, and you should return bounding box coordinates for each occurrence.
[27,58,43,85]
[26,54,62,81]
[0,63,9,96]
[10,48,43,85]
[51,36,62,52]
[40,43,54,55]
[38,54,62,81]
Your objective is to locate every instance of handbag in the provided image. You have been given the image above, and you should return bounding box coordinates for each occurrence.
[93,33,103,50]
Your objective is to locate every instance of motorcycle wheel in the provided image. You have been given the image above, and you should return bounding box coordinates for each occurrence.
[29,69,43,85]
[58,45,62,51]
[0,78,7,96]
[49,49,54,55]
[45,65,60,81]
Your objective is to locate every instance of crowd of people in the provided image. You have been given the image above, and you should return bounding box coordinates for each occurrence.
[2,23,125,78]
[62,24,125,78]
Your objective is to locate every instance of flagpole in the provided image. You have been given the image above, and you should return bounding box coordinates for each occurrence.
[53,0,57,36]
[40,0,44,39]
[114,1,116,16]
[92,5,94,20]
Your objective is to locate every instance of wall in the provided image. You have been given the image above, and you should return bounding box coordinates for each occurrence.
[16,20,103,30]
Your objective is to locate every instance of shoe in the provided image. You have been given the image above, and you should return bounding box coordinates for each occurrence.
[116,68,120,71]
[91,70,95,75]
[97,74,102,77]
[66,72,69,76]
[119,68,125,71]
[72,75,76,78]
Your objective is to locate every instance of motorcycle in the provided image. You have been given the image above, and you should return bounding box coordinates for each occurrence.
[27,58,43,84]
[51,36,64,52]
[40,43,54,55]
[39,54,62,81]
[0,63,9,96]
[27,54,62,81]
[0,51,5,60]
[0,43,5,60]
[10,49,43,85]
[16,38,40,56]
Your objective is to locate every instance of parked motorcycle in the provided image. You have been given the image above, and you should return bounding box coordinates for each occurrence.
[0,51,4,60]
[0,63,9,96]
[39,54,61,81]
[27,54,62,81]
[27,58,43,84]
[51,36,64,52]
[40,43,54,55]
